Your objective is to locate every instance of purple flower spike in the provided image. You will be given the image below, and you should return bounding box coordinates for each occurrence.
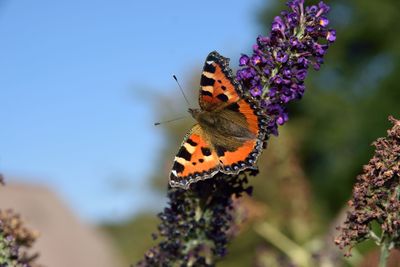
[236,0,336,135]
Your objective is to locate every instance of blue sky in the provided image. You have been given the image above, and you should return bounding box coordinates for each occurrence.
[0,0,267,223]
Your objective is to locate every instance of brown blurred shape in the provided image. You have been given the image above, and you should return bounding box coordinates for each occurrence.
[0,181,123,267]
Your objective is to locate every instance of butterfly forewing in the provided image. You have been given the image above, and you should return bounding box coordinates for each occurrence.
[199,51,242,111]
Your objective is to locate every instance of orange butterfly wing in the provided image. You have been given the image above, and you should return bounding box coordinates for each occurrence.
[169,124,220,189]
[199,51,242,111]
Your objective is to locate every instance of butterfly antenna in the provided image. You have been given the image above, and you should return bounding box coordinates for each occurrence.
[154,116,188,126]
[173,75,190,107]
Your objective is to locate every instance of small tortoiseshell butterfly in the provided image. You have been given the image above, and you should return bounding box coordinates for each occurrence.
[170,51,268,189]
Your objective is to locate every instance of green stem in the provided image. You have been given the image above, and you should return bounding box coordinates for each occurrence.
[378,240,390,267]
[255,222,312,267]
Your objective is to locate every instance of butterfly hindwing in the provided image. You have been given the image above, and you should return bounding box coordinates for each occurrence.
[170,124,220,189]
[199,51,242,111]
[216,98,267,174]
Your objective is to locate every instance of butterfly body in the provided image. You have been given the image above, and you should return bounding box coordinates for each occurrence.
[189,108,256,144]
[170,52,268,189]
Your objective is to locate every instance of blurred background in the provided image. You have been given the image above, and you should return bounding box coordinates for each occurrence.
[0,0,399,266]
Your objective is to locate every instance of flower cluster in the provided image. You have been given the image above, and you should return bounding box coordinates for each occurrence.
[0,209,41,267]
[237,0,336,135]
[137,174,253,266]
[335,117,400,255]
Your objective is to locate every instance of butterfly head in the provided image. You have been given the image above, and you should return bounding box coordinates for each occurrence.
[188,108,202,120]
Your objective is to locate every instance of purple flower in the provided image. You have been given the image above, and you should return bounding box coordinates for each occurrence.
[252,44,261,54]
[272,16,285,33]
[270,75,284,85]
[239,55,250,66]
[237,67,255,80]
[275,50,289,63]
[313,43,327,55]
[297,56,309,67]
[283,68,292,78]
[251,54,262,65]
[263,67,271,76]
[277,112,289,125]
[295,69,307,80]
[268,87,278,97]
[286,12,299,27]
[250,85,262,97]
[257,35,270,45]
[319,17,329,27]
[236,0,335,135]
[317,1,330,16]
[327,29,336,42]
[287,0,305,13]
[307,5,318,14]
[289,37,301,48]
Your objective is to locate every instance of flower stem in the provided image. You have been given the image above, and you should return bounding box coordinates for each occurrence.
[255,222,312,267]
[378,239,390,267]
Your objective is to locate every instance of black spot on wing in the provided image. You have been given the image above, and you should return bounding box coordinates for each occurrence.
[177,146,192,161]
[201,90,213,97]
[173,161,184,174]
[203,63,216,73]
[215,146,227,157]
[221,85,226,90]
[199,159,204,163]
[201,147,212,156]
[226,102,240,112]
[201,75,215,87]
[217,94,229,102]
[186,138,198,146]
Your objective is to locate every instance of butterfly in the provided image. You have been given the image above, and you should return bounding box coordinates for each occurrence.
[169,51,268,189]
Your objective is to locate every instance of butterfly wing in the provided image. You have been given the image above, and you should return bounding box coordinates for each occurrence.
[199,51,242,111]
[215,98,268,174]
[169,124,220,189]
